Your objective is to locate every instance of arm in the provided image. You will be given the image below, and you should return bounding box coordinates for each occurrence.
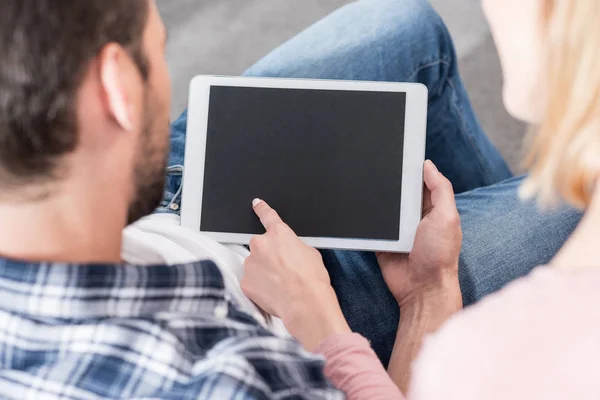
[315,333,405,400]
[389,288,462,392]
[378,160,464,393]
[242,199,405,399]
[285,286,406,400]
[241,198,352,351]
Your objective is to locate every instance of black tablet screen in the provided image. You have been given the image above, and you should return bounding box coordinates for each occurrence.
[200,85,406,240]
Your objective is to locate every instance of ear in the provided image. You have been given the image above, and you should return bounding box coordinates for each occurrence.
[98,44,138,132]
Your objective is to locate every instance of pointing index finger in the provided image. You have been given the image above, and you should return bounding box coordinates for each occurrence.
[252,198,283,231]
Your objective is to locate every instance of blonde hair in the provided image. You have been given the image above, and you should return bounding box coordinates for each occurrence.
[520,0,600,209]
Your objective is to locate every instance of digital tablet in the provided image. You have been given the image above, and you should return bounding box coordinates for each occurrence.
[181,76,427,252]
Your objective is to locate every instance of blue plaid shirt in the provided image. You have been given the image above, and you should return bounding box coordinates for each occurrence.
[0,258,343,399]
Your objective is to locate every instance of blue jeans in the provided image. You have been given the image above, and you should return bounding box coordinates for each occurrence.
[164,0,582,367]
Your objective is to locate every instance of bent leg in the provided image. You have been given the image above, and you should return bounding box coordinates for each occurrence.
[244,0,512,192]
[165,0,510,206]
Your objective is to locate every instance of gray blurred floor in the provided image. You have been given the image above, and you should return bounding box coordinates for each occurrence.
[157,0,525,171]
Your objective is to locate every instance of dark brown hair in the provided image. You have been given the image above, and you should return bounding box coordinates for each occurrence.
[0,0,149,188]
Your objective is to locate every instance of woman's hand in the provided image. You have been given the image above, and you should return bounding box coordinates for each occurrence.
[380,161,463,392]
[242,199,350,351]
[377,160,463,308]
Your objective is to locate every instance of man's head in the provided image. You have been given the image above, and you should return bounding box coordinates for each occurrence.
[0,0,171,224]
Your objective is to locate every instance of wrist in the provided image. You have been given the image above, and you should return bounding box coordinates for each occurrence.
[390,281,461,394]
[283,285,351,351]
[398,266,462,308]
[399,274,462,325]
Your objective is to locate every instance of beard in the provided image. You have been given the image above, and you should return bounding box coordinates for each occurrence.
[127,94,170,225]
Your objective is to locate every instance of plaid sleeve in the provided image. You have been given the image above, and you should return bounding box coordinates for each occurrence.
[161,335,345,399]
[156,305,345,400]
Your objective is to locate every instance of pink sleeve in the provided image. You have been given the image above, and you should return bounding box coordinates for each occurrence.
[314,333,405,400]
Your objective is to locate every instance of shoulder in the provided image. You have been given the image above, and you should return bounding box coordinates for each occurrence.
[409,266,600,400]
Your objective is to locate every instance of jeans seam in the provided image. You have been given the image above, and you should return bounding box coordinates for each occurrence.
[404,58,497,184]
[404,58,452,97]
[165,165,184,210]
[447,77,496,184]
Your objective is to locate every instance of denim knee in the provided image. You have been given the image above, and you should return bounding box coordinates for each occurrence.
[244,0,457,87]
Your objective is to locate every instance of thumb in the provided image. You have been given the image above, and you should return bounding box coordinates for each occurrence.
[423,160,457,215]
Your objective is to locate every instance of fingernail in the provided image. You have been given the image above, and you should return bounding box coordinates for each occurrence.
[252,198,263,207]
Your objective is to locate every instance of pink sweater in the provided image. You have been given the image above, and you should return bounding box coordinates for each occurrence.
[315,333,404,399]
[316,266,600,400]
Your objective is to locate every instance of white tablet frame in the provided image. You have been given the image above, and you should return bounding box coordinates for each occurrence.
[181,75,427,253]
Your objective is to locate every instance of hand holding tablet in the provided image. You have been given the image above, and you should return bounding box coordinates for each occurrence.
[181,76,428,252]
[377,160,462,307]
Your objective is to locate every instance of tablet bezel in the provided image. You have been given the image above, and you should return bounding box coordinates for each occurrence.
[181,75,427,253]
